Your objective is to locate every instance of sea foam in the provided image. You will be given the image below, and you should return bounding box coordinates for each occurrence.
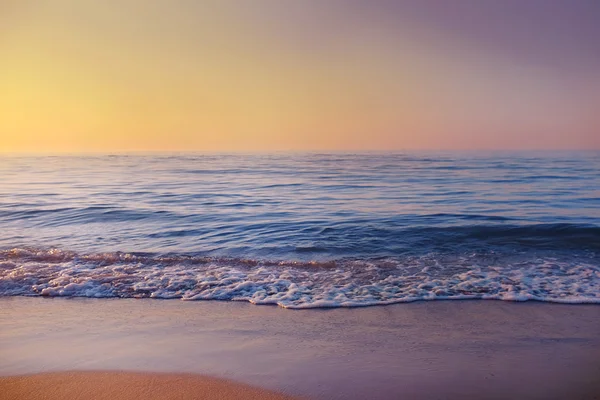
[1,248,598,308]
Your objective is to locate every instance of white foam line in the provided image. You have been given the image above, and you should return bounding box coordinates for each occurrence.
[1,248,599,309]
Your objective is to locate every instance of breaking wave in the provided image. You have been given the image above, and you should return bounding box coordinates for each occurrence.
[1,248,598,309]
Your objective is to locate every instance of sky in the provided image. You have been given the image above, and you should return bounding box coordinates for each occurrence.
[1,0,599,152]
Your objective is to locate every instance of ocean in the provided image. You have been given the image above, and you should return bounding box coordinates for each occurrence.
[1,152,599,308]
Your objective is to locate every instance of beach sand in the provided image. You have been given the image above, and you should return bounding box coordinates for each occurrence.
[0,371,296,400]
[1,298,599,399]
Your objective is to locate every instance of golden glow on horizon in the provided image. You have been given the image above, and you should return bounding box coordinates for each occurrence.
[1,1,598,152]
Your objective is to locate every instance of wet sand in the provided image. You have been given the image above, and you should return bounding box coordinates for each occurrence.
[1,298,599,399]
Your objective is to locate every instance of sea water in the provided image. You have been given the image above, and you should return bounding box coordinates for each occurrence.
[1,152,598,308]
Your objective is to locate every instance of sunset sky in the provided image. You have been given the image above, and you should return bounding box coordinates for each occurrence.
[1,0,599,152]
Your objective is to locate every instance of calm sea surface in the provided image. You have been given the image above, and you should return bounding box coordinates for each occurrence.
[1,152,599,307]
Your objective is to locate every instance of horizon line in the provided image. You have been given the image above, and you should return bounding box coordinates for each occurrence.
[1,148,598,156]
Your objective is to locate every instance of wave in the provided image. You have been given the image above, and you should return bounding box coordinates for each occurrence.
[3,203,599,255]
[0,206,179,225]
[1,248,598,308]
[413,223,600,250]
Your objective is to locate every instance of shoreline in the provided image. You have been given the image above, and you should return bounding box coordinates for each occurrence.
[3,293,600,311]
[2,297,599,399]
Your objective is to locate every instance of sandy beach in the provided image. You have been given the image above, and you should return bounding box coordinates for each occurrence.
[0,371,297,400]
[1,298,599,399]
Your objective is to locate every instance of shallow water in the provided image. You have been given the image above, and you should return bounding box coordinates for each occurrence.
[1,152,599,307]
